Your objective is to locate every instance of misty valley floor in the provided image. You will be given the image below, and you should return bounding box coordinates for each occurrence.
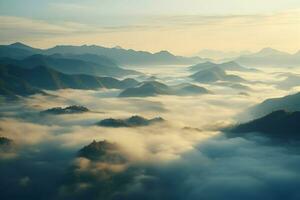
[1,65,300,200]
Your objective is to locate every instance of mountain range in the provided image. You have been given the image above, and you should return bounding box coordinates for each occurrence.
[248,92,300,118]
[195,49,251,60]
[235,48,300,67]
[0,64,139,97]
[41,105,89,115]
[276,74,300,90]
[229,110,300,140]
[119,81,211,97]
[0,42,204,65]
[97,115,164,127]
[2,43,300,66]
[189,61,257,72]
[190,66,246,83]
[0,53,140,78]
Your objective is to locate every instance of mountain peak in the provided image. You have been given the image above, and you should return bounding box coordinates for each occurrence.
[224,60,237,64]
[221,61,241,67]
[9,42,32,49]
[203,61,215,65]
[156,50,173,56]
[77,140,127,163]
[114,45,123,49]
[229,109,300,140]
[256,47,287,56]
[259,47,278,53]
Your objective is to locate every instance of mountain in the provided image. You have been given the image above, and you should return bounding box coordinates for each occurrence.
[0,65,43,97]
[59,53,117,67]
[119,81,170,97]
[248,92,300,118]
[119,81,210,97]
[276,74,300,90]
[172,83,211,95]
[78,140,127,163]
[0,64,139,97]
[0,46,34,60]
[216,82,251,91]
[8,42,42,53]
[253,48,288,56]
[190,66,245,83]
[45,45,204,65]
[0,54,140,77]
[0,42,204,65]
[195,49,251,60]
[97,115,164,127]
[0,42,45,59]
[189,61,257,72]
[229,110,300,140]
[41,105,89,115]
[235,48,300,67]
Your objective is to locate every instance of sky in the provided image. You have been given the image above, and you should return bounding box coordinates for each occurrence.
[0,0,299,55]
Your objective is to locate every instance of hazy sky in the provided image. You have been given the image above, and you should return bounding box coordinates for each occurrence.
[0,0,299,55]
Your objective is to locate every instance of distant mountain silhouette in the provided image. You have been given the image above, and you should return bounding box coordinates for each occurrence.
[235,48,300,67]
[41,105,89,115]
[0,54,140,77]
[78,140,127,163]
[216,82,251,91]
[276,74,300,90]
[196,49,251,60]
[229,110,300,140]
[60,53,116,66]
[172,83,211,95]
[8,42,42,53]
[190,66,245,83]
[119,81,210,97]
[0,42,205,65]
[97,115,164,127]
[253,48,288,57]
[248,92,300,118]
[0,64,139,97]
[189,61,256,72]
[46,45,205,65]
[119,81,170,97]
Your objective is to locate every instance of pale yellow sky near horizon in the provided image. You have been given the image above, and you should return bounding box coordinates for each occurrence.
[0,0,299,55]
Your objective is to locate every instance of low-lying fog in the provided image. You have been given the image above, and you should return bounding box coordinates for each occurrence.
[1,65,300,200]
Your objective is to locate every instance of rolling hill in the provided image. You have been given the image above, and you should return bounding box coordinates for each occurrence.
[248,92,300,118]
[229,110,300,140]
[0,54,140,77]
[119,81,210,97]
[190,66,245,83]
[97,115,164,127]
[0,64,139,97]
[189,61,256,72]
